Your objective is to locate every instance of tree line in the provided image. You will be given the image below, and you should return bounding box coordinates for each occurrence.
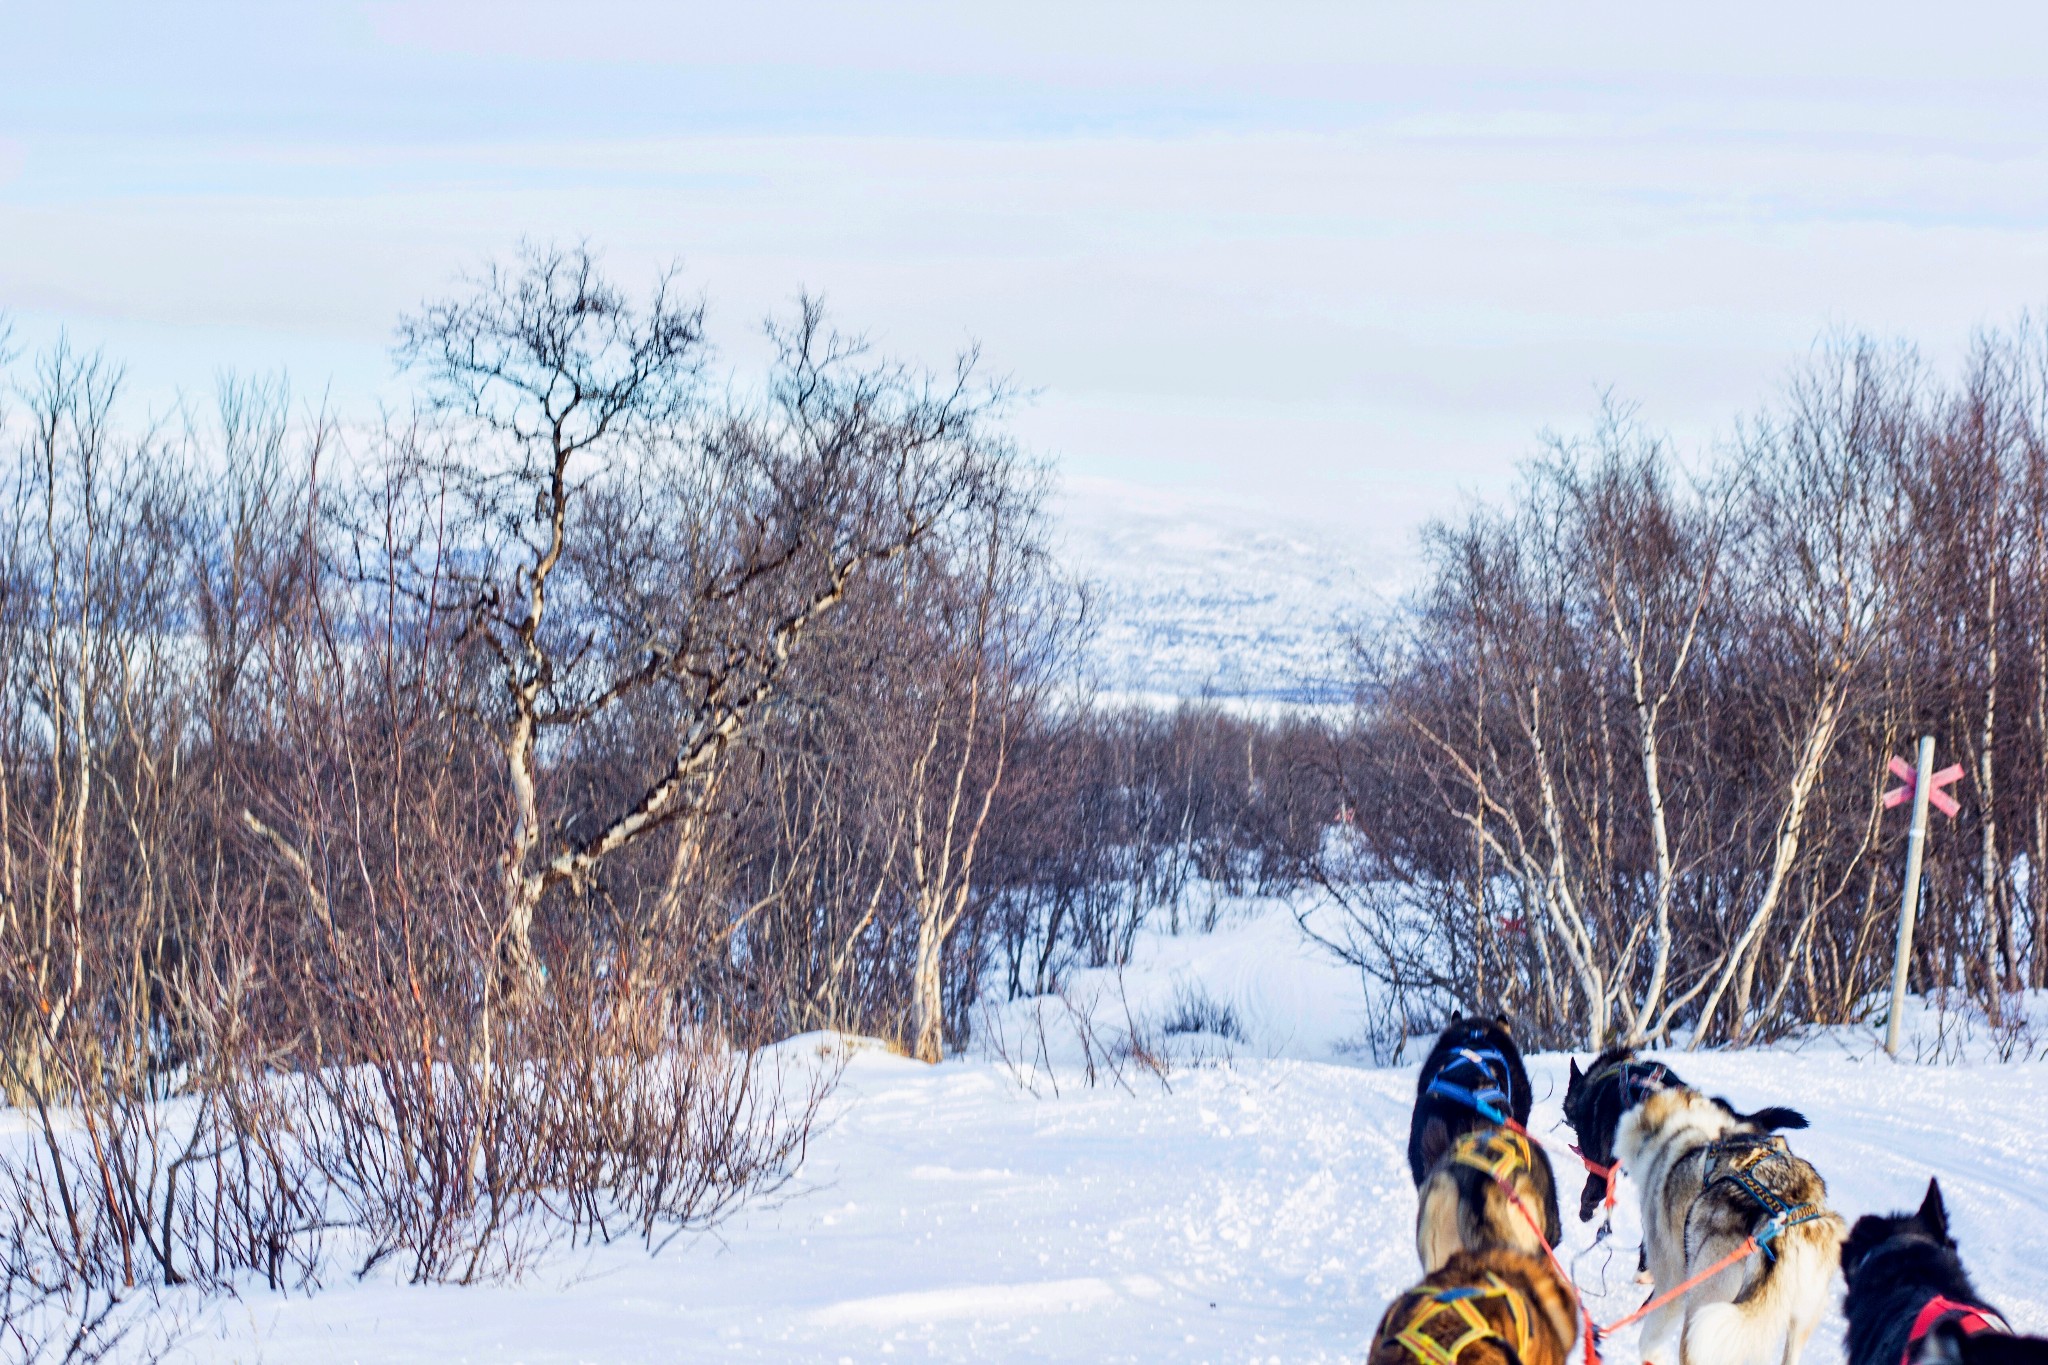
[4,244,2042,1355]
[0,250,1325,1356]
[1321,326,2048,1051]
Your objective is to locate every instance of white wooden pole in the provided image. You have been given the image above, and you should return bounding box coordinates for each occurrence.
[1885,734,1938,1057]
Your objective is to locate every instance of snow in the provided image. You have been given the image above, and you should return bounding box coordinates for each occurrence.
[1055,482,1400,707]
[97,903,2048,1361]
[972,895,1373,1070]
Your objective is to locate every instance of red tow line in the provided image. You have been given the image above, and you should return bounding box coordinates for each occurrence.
[1491,1163,1778,1365]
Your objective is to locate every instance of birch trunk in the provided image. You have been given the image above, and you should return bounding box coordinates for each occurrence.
[1521,684,1610,1046]
[1688,685,1845,1046]
[1979,559,2012,1005]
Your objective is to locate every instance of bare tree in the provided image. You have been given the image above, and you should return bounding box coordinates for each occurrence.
[391,246,1010,998]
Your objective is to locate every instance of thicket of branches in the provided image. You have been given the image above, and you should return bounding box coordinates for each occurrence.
[1321,327,2048,1049]
[0,249,1291,1357]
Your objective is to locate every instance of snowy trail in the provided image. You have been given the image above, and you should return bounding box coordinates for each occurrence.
[168,1039,2048,1363]
[130,908,2048,1361]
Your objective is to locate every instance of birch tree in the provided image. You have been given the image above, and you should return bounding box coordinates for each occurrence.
[391,246,1010,999]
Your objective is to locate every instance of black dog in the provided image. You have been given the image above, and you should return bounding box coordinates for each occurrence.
[1562,1046,1688,1223]
[1561,1045,1807,1224]
[1844,1179,2044,1365]
[1406,1016,1534,1187]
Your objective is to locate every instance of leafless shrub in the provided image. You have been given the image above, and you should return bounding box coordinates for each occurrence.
[0,246,1049,1342]
[1160,981,1244,1043]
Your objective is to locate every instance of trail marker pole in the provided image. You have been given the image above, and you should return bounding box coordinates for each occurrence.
[1883,736,1963,1057]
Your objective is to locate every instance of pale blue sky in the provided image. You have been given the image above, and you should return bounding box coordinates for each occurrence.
[5,3,2048,545]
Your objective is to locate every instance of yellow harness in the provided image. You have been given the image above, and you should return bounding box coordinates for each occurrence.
[1392,1272,1535,1365]
[1449,1127,1537,1185]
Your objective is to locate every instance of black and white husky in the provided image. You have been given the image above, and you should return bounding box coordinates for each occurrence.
[1563,1046,1808,1225]
[1843,1178,2046,1365]
[1616,1084,1844,1365]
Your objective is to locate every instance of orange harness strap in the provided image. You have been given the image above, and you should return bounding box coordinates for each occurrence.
[1569,1144,1620,1214]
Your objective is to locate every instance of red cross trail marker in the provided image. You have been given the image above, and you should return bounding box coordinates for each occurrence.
[1884,737,1965,1057]
[1883,755,1964,819]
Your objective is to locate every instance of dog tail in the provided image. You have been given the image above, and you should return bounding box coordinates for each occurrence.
[1716,1099,1809,1131]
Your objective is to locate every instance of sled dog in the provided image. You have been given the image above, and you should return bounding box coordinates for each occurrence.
[1564,1047,1690,1223]
[1843,1178,2046,1365]
[1415,1124,1563,1273]
[1616,1085,1844,1365]
[1369,1248,1579,1365]
[1563,1047,1807,1224]
[1407,1016,1534,1186]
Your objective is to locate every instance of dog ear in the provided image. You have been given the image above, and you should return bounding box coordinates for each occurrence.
[1568,1057,1583,1086]
[1419,1116,1453,1173]
[1916,1178,1950,1241]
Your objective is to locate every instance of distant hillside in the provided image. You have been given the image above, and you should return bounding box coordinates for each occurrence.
[1054,485,1402,706]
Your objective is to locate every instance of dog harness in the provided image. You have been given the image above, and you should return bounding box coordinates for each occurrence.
[1698,1134,1822,1259]
[1449,1127,1539,1186]
[1426,1046,1517,1127]
[1572,1058,1679,1212]
[1587,1058,1679,1120]
[1392,1273,1535,1365]
[1900,1295,2011,1365]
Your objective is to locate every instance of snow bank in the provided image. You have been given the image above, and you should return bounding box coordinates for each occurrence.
[133,901,2048,1361]
[972,894,1371,1075]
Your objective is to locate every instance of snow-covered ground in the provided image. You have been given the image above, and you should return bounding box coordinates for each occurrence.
[129,904,2048,1361]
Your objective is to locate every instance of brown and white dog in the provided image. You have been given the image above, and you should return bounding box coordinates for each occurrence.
[1415,1125,1563,1274]
[1369,1248,1580,1365]
[1617,1085,1845,1365]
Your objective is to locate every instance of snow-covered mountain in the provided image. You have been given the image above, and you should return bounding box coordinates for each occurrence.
[1055,483,1405,707]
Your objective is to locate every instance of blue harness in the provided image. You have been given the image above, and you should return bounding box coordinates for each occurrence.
[1424,1044,1515,1126]
[1702,1134,1823,1261]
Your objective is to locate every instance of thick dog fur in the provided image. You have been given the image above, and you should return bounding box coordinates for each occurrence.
[1415,1124,1565,1273]
[1843,1179,2048,1365]
[1407,1016,1534,1187]
[1563,1046,1808,1224]
[1368,1248,1579,1365]
[1616,1086,1844,1365]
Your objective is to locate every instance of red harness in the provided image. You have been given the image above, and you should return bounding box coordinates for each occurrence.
[1902,1295,2010,1365]
[1571,1145,1620,1213]
[1570,1059,1675,1222]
